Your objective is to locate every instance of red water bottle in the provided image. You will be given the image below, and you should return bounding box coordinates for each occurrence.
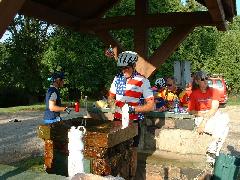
[74,101,80,112]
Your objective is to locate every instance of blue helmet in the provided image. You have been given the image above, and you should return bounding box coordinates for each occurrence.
[48,71,64,82]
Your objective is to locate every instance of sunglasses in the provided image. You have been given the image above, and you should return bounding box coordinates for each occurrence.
[199,77,208,81]
[120,66,131,70]
[167,84,173,87]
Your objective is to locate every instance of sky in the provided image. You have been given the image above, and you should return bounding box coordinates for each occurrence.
[238,0,240,15]
[0,1,240,42]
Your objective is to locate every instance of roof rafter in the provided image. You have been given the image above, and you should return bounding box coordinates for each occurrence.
[0,0,26,38]
[204,0,227,31]
[20,0,79,28]
[92,0,120,18]
[77,12,214,32]
[196,0,236,22]
[222,0,237,21]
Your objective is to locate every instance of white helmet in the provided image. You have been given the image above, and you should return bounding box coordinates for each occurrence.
[155,78,165,88]
[117,51,138,67]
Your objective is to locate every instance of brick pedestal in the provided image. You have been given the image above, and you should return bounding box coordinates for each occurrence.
[38,118,137,179]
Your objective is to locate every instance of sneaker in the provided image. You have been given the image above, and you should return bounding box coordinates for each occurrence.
[206,152,216,167]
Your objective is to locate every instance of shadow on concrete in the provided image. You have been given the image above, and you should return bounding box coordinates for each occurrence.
[134,121,157,180]
[0,156,43,179]
[0,166,29,179]
[227,145,240,157]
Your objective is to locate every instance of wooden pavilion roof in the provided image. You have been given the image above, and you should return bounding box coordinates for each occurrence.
[0,0,237,77]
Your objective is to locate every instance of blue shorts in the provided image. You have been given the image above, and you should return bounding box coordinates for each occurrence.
[44,116,61,124]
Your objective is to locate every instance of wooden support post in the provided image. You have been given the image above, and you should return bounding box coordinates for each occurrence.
[134,0,156,78]
[134,0,148,58]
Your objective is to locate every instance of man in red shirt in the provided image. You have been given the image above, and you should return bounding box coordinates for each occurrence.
[188,71,229,164]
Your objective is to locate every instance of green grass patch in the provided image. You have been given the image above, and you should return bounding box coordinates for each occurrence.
[0,104,45,113]
[10,156,45,173]
[227,95,240,106]
[0,98,98,114]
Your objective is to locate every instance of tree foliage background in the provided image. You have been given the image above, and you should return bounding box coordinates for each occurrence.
[0,0,240,107]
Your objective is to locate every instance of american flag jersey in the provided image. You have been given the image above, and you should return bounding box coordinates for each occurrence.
[109,71,153,121]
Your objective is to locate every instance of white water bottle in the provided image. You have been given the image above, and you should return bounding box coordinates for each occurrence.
[122,103,129,129]
[68,126,86,177]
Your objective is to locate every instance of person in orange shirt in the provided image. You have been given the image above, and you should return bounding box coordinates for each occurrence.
[188,71,229,164]
[179,82,192,108]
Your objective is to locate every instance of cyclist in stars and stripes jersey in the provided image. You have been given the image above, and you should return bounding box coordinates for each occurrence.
[108,51,154,179]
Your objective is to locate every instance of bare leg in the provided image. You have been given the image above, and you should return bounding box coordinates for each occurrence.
[130,147,138,179]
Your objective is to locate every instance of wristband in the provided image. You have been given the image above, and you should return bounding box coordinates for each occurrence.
[128,106,135,114]
[65,107,71,114]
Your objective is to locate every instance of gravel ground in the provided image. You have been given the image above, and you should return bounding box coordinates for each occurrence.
[0,106,239,165]
[0,111,45,164]
[0,109,85,164]
[220,105,240,156]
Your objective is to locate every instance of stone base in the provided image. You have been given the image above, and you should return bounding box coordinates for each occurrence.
[135,151,212,180]
[140,116,214,155]
[155,129,214,154]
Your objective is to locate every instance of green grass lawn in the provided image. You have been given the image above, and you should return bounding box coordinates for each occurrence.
[0,95,239,113]
[0,99,96,113]
[0,104,45,113]
[227,95,240,106]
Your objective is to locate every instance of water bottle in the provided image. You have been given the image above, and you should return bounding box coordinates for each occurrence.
[122,103,129,129]
[83,96,88,118]
[173,98,180,114]
[68,126,86,177]
[74,101,80,112]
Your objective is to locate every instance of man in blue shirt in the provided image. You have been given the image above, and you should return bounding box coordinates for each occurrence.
[43,71,70,124]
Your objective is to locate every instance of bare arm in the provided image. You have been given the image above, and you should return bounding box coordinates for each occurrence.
[49,100,66,112]
[195,100,219,134]
[134,97,155,113]
[107,94,116,109]
[202,100,219,119]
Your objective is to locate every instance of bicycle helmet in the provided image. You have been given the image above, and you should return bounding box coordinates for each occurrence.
[155,78,166,88]
[117,51,138,67]
[48,71,64,82]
